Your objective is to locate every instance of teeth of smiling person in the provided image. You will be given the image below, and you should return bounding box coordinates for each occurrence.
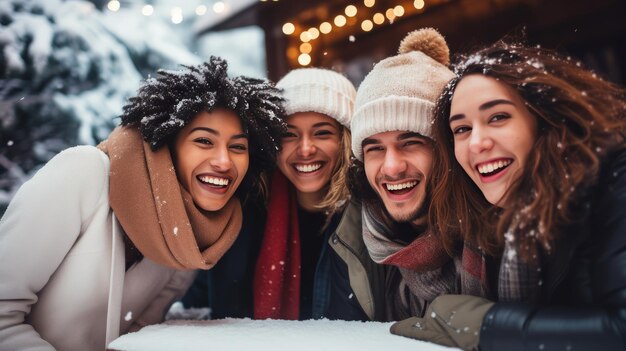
[199,176,229,186]
[385,181,418,191]
[478,159,512,174]
[295,163,322,173]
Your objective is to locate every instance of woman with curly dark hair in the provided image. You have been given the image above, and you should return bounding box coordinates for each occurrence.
[0,57,286,351]
[389,41,626,350]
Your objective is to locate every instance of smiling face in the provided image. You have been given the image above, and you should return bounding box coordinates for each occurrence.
[363,131,433,223]
[277,112,342,200]
[173,108,249,212]
[449,74,538,206]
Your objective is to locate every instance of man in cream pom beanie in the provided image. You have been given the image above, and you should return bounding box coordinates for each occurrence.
[351,28,454,160]
[350,28,459,321]
[352,27,453,223]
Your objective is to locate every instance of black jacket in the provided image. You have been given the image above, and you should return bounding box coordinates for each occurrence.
[480,149,626,350]
[182,199,387,321]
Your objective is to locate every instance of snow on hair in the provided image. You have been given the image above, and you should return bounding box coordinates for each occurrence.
[120,56,288,199]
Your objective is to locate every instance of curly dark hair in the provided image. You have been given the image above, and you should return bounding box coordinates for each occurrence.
[120,57,287,200]
[429,40,626,260]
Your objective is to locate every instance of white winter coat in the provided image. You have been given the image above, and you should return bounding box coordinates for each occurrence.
[0,146,196,351]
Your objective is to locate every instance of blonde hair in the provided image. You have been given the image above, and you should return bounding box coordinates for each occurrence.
[316,126,352,215]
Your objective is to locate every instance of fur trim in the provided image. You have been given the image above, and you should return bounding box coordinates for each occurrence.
[398,27,450,66]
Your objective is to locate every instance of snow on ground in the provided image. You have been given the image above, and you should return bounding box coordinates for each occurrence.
[108,318,459,351]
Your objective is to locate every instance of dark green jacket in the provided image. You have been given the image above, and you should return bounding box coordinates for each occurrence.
[328,200,390,321]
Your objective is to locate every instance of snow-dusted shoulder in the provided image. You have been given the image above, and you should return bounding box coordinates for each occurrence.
[0,145,112,351]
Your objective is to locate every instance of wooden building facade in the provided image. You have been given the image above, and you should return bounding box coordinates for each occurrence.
[205,0,626,85]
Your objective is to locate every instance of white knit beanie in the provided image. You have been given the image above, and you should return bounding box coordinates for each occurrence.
[351,28,455,160]
[276,67,356,128]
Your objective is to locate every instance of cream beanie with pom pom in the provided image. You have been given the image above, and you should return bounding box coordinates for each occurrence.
[351,28,454,160]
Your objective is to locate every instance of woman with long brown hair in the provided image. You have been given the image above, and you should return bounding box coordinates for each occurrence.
[390,40,626,350]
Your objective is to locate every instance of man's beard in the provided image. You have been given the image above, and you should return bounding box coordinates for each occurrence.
[386,191,431,223]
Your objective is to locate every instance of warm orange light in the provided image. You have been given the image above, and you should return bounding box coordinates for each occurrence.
[282,22,295,35]
[385,8,395,21]
[299,42,312,54]
[320,22,332,34]
[287,47,299,60]
[298,53,312,66]
[345,5,357,17]
[334,15,347,27]
[414,0,425,10]
[361,19,373,32]
[364,0,375,8]
[308,27,320,40]
[373,13,384,24]
[393,5,404,16]
[300,31,311,42]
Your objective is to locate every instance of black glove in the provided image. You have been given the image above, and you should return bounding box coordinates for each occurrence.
[390,294,494,351]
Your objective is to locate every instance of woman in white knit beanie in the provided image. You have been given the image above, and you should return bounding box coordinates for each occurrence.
[253,67,388,322]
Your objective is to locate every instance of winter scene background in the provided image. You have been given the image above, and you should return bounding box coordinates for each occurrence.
[0,0,262,215]
[2,0,625,349]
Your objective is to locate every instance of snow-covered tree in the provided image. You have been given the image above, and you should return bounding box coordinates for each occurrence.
[0,0,201,213]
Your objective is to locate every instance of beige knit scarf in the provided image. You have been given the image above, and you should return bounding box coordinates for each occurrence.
[98,127,242,270]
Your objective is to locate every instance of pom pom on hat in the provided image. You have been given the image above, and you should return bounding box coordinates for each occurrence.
[399,27,450,66]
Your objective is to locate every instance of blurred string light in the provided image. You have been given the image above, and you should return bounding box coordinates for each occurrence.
[106,1,240,22]
[373,12,384,24]
[334,15,347,27]
[361,19,373,32]
[213,1,226,13]
[319,22,332,34]
[299,42,312,54]
[282,22,295,35]
[345,5,357,17]
[298,53,311,66]
[107,0,120,12]
[171,6,183,24]
[308,27,320,39]
[195,5,207,16]
[279,0,439,66]
[141,4,153,16]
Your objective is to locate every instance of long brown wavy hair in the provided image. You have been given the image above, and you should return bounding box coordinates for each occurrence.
[429,41,626,260]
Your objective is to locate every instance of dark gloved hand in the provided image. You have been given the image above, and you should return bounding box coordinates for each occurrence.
[390,294,494,351]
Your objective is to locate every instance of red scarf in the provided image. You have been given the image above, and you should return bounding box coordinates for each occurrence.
[253,171,301,320]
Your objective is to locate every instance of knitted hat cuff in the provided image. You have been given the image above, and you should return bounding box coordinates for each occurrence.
[282,85,353,128]
[351,96,434,160]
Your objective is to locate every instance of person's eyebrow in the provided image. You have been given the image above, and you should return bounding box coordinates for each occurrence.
[312,122,338,129]
[190,127,219,135]
[190,127,248,140]
[449,99,516,123]
[362,137,381,147]
[230,133,248,140]
[479,99,515,111]
[398,132,425,141]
